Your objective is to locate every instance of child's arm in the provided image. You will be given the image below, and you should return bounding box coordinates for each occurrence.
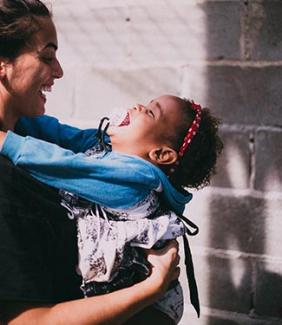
[0,131,159,210]
[15,115,98,153]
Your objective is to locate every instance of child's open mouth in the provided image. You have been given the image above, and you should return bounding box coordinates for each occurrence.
[109,108,131,127]
[119,112,130,126]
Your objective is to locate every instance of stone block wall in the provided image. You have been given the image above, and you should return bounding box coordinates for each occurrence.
[47,1,282,324]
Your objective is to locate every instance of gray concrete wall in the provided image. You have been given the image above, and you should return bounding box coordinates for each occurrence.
[47,1,282,324]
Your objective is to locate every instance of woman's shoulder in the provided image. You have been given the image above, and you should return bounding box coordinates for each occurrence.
[0,155,17,183]
[0,155,66,218]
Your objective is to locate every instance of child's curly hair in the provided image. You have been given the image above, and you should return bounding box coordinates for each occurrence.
[168,98,223,190]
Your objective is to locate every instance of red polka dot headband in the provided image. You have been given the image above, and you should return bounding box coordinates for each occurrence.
[178,101,202,157]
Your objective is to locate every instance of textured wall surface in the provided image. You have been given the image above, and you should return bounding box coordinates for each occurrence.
[47,1,282,324]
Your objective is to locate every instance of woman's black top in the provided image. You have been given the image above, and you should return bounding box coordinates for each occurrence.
[0,155,83,303]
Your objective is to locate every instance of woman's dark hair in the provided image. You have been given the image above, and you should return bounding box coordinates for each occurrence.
[0,0,51,59]
[168,98,223,190]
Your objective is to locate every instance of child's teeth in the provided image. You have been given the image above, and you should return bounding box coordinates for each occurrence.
[119,113,130,126]
[109,108,129,126]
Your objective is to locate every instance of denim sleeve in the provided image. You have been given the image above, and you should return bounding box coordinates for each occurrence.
[1,132,159,210]
[15,115,98,153]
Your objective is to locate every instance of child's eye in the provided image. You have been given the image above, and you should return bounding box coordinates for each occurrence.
[148,110,154,117]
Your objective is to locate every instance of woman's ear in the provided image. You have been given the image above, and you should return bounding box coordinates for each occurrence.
[0,60,7,79]
[148,146,178,165]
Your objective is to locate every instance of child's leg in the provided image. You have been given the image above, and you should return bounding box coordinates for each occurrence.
[124,305,175,325]
[153,281,184,324]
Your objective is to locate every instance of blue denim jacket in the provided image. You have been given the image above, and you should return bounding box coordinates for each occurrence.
[2,115,192,214]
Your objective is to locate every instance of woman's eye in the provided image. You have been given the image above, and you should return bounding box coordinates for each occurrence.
[41,56,54,63]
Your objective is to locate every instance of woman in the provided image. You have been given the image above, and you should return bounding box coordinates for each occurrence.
[0,1,180,324]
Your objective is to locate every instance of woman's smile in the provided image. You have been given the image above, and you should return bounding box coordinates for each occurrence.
[39,84,53,103]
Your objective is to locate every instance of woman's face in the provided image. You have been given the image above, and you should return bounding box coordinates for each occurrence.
[3,16,63,118]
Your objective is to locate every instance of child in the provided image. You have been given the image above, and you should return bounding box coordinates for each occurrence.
[0,94,223,323]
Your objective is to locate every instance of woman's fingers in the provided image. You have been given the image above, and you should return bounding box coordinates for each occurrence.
[144,239,181,293]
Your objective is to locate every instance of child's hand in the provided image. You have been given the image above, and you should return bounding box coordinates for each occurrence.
[144,240,180,297]
[0,131,7,148]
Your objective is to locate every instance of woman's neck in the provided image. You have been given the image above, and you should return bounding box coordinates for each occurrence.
[0,87,21,131]
[0,104,18,131]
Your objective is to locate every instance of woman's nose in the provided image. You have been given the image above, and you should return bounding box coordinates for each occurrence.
[53,58,64,79]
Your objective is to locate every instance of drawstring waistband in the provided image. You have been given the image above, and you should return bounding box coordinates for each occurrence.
[95,117,111,152]
[177,214,200,317]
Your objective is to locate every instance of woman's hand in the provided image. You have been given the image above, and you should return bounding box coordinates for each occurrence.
[144,240,180,299]
[0,131,7,147]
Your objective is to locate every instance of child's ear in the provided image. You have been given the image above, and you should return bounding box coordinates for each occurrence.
[148,147,178,165]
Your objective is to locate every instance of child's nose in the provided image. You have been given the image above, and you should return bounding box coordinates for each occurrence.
[134,104,146,112]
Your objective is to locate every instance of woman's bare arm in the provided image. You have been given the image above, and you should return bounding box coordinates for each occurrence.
[1,241,180,325]
[0,131,5,148]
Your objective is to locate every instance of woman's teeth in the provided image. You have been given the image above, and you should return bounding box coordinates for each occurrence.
[39,86,52,98]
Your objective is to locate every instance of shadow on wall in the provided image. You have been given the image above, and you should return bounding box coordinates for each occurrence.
[208,150,282,321]
[206,1,282,322]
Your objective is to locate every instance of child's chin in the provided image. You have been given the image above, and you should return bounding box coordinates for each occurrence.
[107,125,120,135]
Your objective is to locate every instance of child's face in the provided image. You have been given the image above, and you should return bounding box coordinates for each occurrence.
[108,94,184,159]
